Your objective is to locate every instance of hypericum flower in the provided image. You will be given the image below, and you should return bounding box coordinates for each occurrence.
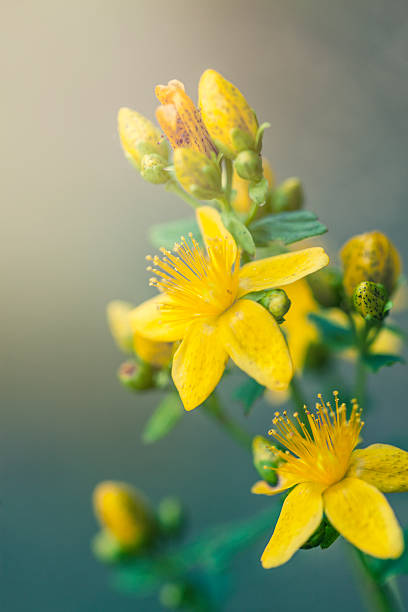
[341,231,401,297]
[232,158,275,215]
[130,206,329,410]
[155,80,216,157]
[252,392,407,568]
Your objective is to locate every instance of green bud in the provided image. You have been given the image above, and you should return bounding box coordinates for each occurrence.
[272,178,304,212]
[307,267,343,308]
[353,281,388,321]
[91,529,124,563]
[259,289,291,322]
[252,436,279,485]
[174,148,222,200]
[221,211,255,255]
[157,497,185,536]
[118,360,155,391]
[233,150,263,182]
[140,153,169,184]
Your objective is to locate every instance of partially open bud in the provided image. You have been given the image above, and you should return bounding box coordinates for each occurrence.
[93,481,155,551]
[174,148,222,200]
[252,436,280,485]
[353,281,388,321]
[157,496,185,536]
[140,153,169,184]
[199,69,258,159]
[259,289,291,322]
[118,360,155,391]
[233,150,263,182]
[341,231,401,297]
[272,178,304,213]
[107,300,134,354]
[118,107,168,170]
[307,267,343,308]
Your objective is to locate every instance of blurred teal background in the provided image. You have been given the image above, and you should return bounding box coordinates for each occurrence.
[2,0,408,610]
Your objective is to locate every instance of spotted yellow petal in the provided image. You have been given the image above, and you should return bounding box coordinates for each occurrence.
[133,333,174,368]
[237,248,329,298]
[219,299,293,390]
[251,470,302,496]
[172,319,228,411]
[196,206,237,257]
[348,444,408,493]
[129,295,187,342]
[261,482,325,568]
[324,477,404,558]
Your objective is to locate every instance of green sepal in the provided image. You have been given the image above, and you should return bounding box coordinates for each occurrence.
[149,217,202,250]
[301,517,339,550]
[363,353,405,372]
[308,313,354,349]
[248,177,269,205]
[250,211,327,246]
[91,530,125,563]
[221,211,255,255]
[255,122,271,153]
[230,127,256,153]
[142,391,184,444]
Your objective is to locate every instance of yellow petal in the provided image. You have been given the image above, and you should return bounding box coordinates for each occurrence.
[219,299,293,390]
[172,319,228,411]
[348,444,408,493]
[196,206,237,256]
[129,295,187,342]
[261,482,325,568]
[237,248,329,298]
[133,333,174,368]
[251,470,301,496]
[107,300,134,353]
[324,477,404,558]
[282,279,319,372]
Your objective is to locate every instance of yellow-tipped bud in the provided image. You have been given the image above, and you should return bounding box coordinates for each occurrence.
[341,231,401,297]
[252,436,280,484]
[107,300,134,354]
[272,178,304,213]
[118,107,168,170]
[93,481,155,550]
[199,69,258,159]
[174,148,222,200]
[353,281,388,321]
[232,158,275,214]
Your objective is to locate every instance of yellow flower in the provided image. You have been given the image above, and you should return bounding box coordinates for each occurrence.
[130,206,329,410]
[155,79,216,157]
[232,158,275,215]
[93,481,154,549]
[199,69,258,158]
[341,231,401,297]
[107,300,173,367]
[118,107,168,169]
[253,393,407,568]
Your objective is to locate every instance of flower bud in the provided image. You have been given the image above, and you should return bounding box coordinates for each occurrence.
[353,281,388,321]
[107,300,134,354]
[118,107,168,170]
[307,267,343,308]
[259,289,291,322]
[272,178,304,213]
[252,436,280,485]
[174,148,222,200]
[118,360,155,391]
[157,496,185,536]
[233,150,263,182]
[93,481,155,551]
[140,153,169,184]
[199,69,258,158]
[341,231,401,297]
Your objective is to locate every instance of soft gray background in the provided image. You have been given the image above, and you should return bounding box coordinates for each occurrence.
[2,0,408,610]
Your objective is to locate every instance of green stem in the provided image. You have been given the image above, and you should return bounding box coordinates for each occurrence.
[203,393,252,451]
[224,158,233,205]
[245,200,258,227]
[353,548,404,612]
[166,180,201,209]
[289,376,308,419]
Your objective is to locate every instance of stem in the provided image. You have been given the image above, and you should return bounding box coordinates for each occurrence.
[353,548,403,612]
[224,158,233,205]
[166,180,201,209]
[203,393,252,451]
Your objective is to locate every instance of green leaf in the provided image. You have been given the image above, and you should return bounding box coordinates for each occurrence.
[142,392,184,444]
[233,376,265,415]
[308,313,354,349]
[250,210,327,246]
[363,353,405,373]
[221,211,255,255]
[149,217,202,250]
[248,177,269,205]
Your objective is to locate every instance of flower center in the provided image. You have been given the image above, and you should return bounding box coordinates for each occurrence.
[269,392,363,487]
[147,234,240,325]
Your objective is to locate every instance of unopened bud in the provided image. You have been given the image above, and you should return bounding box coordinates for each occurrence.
[107,300,134,354]
[157,497,185,536]
[93,481,155,551]
[91,529,123,563]
[272,178,304,213]
[118,107,168,170]
[140,153,169,184]
[174,148,222,200]
[307,267,343,308]
[118,360,155,391]
[341,231,401,297]
[252,436,280,485]
[234,150,263,182]
[259,289,291,322]
[353,281,388,321]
